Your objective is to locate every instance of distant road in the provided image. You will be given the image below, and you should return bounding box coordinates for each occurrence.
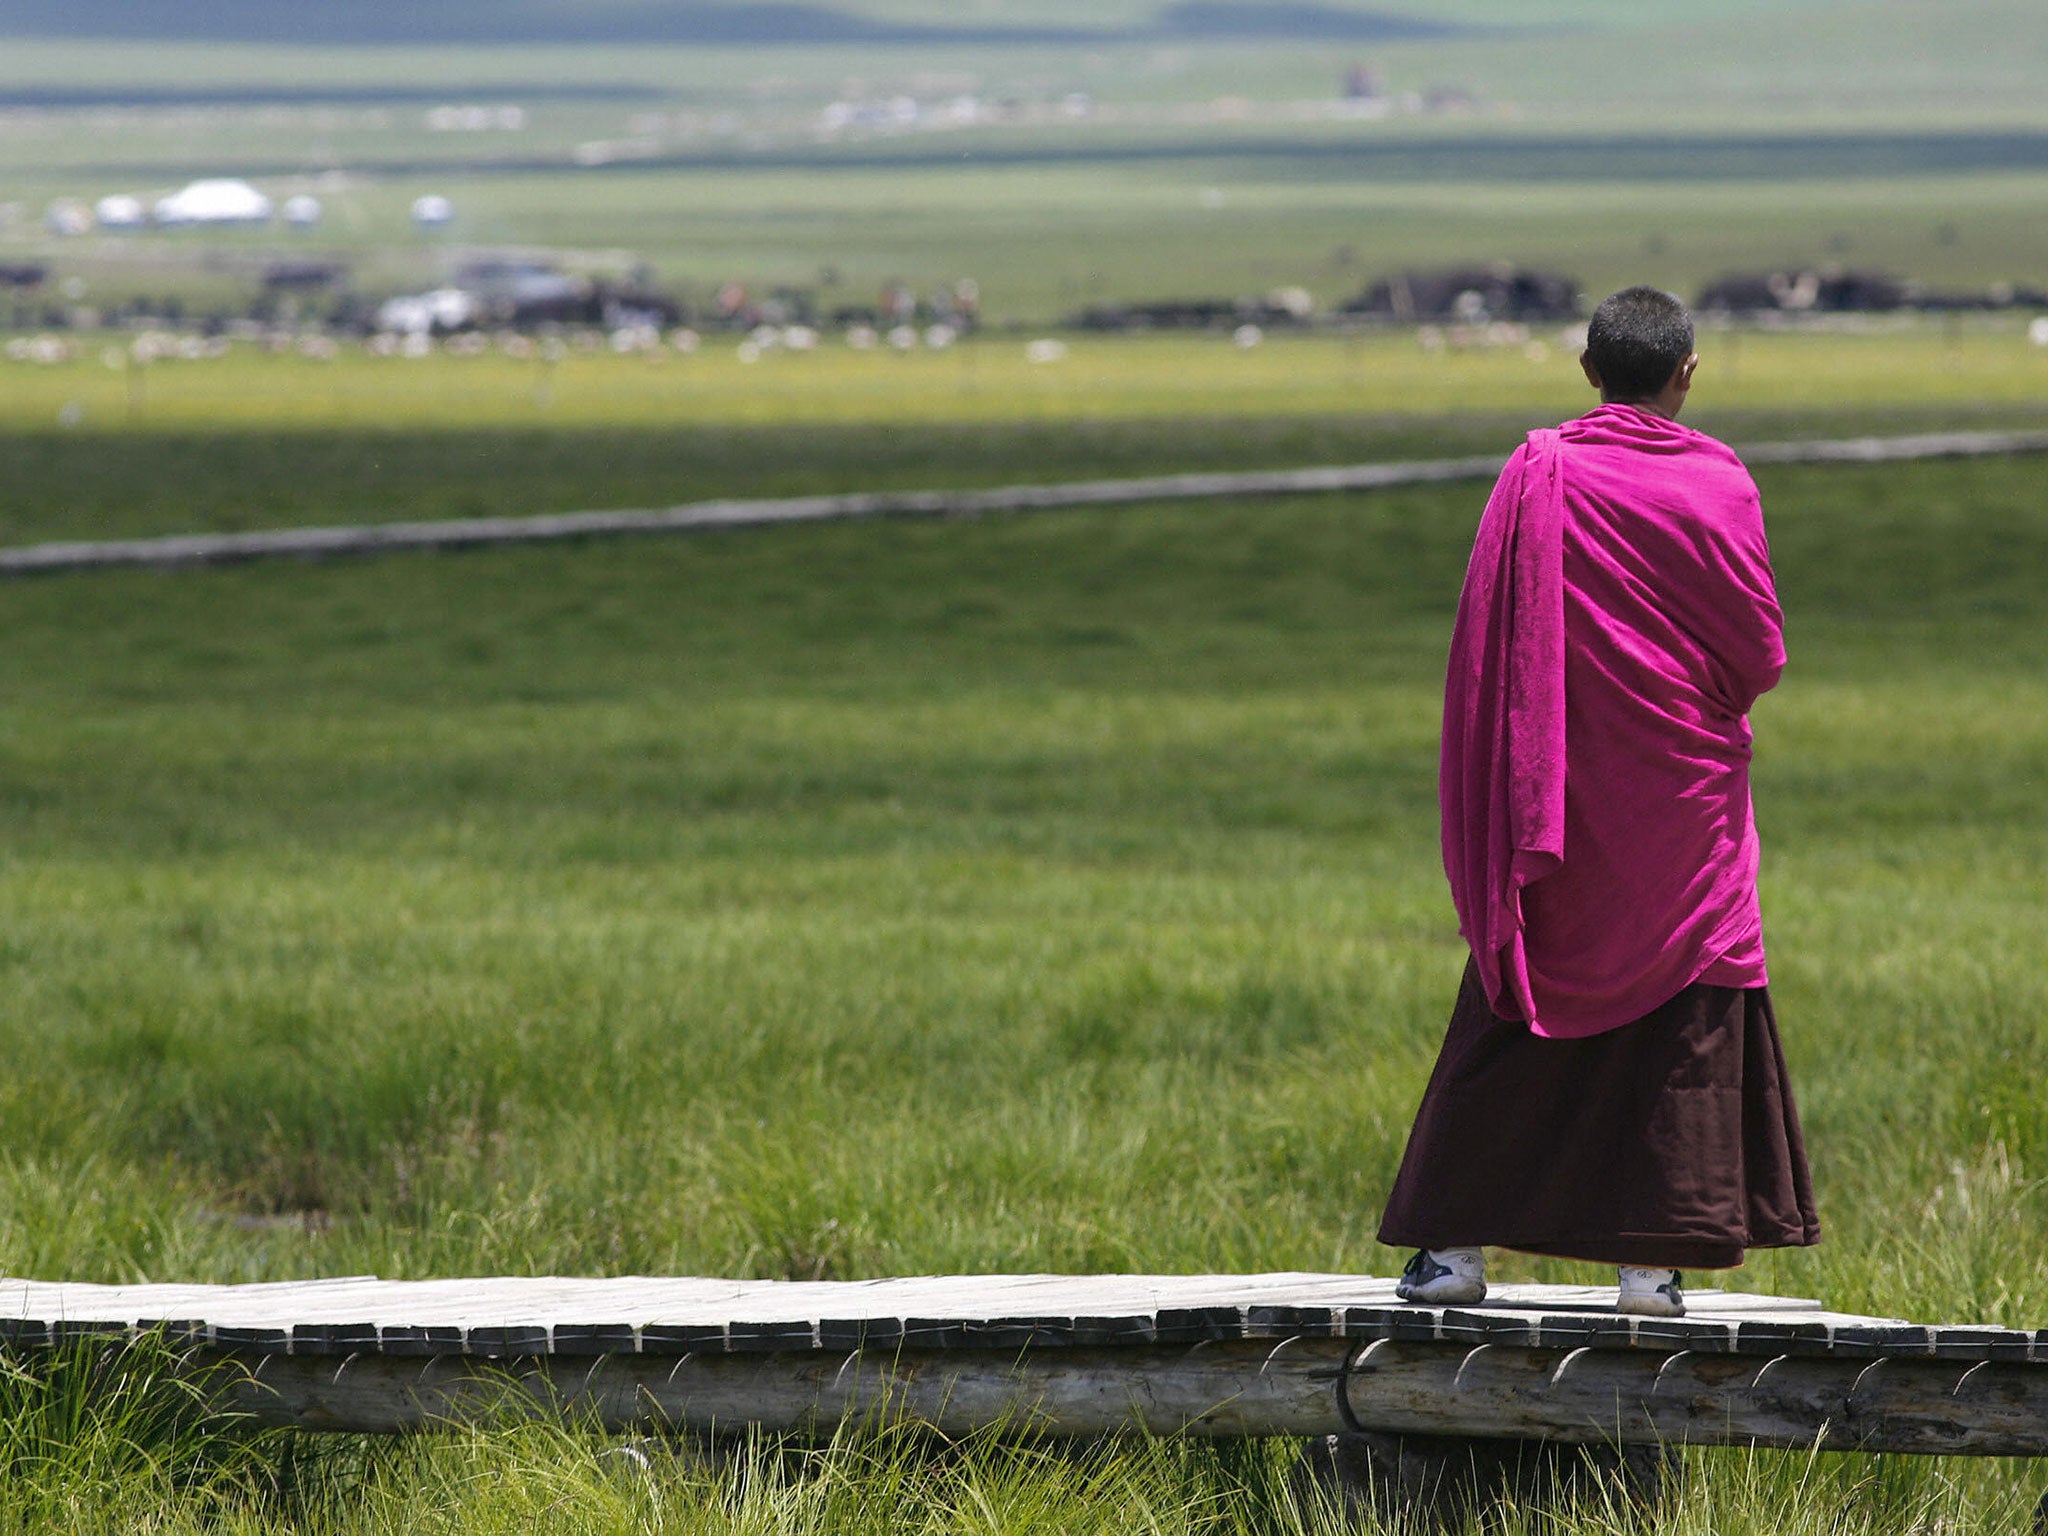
[7,428,2047,578]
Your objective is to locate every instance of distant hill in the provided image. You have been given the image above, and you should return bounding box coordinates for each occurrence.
[0,0,1462,44]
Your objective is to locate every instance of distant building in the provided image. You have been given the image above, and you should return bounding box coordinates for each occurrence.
[262,259,349,291]
[1696,267,1908,314]
[44,200,92,237]
[94,195,146,230]
[374,288,478,335]
[154,179,272,226]
[454,258,584,324]
[1345,266,1581,323]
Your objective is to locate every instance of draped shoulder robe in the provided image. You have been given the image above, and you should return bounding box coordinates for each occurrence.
[1439,403,1785,1038]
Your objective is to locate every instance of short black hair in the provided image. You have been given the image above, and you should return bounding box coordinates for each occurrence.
[1584,286,1694,401]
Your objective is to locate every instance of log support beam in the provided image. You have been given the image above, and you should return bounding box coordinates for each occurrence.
[204,1338,2048,1457]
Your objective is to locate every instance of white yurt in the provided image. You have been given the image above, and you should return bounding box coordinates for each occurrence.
[94,194,147,230]
[153,179,272,226]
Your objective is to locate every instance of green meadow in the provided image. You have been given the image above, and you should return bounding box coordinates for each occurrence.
[1,334,2046,1526]
[3,324,2047,545]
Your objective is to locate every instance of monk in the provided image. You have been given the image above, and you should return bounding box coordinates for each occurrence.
[1378,286,1820,1318]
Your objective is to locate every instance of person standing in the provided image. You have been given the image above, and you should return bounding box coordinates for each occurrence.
[1378,287,1821,1317]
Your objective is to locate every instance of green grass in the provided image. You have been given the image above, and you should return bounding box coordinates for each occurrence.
[4,326,2048,546]
[0,422,2044,1526]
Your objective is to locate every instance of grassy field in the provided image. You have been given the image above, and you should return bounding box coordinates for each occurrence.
[0,355,2044,1526]
[3,324,2047,546]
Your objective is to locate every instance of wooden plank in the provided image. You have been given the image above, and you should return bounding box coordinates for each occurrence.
[1738,429,2048,466]
[7,429,2046,577]
[9,1272,2034,1369]
[0,1272,1810,1329]
[0,460,1505,575]
[379,1326,466,1357]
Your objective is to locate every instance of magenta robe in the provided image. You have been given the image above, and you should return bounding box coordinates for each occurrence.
[1440,403,1785,1038]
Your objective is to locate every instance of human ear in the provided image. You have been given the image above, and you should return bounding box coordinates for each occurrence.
[1579,351,1603,391]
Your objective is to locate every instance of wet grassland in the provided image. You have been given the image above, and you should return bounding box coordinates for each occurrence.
[0,345,2044,1528]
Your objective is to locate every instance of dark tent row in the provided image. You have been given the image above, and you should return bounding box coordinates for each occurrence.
[1343,267,1581,323]
[8,256,2044,340]
[1069,297,1289,331]
[1697,267,2048,314]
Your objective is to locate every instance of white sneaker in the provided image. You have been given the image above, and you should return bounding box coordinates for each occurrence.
[1396,1247,1487,1305]
[1617,1267,1685,1317]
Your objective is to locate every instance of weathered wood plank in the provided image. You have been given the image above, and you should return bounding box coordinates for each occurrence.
[0,1272,1828,1328]
[7,1271,2036,1377]
[1738,430,2048,466]
[0,459,1502,575]
[6,429,2045,577]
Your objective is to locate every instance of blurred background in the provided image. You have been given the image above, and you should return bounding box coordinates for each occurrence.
[4,0,2045,351]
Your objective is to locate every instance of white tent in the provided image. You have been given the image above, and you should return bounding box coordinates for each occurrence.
[94,195,147,230]
[281,194,324,228]
[375,288,479,335]
[154,179,273,226]
[410,194,454,228]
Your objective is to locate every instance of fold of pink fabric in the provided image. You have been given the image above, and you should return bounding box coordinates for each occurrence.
[1440,404,1785,1038]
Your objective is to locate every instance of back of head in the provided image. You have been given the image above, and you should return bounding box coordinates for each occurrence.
[1585,286,1694,402]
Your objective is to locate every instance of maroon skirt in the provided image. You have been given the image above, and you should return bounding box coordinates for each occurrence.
[1377,961,1821,1269]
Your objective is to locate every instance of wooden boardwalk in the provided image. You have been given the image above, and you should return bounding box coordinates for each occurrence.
[1,1270,2031,1359]
[4,1272,2045,1453]
[5,428,2046,577]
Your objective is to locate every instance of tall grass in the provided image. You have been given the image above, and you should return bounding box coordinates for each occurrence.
[0,440,2043,1527]
[0,1334,287,1530]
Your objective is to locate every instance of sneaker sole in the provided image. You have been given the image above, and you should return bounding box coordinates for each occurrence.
[1396,1279,1487,1305]
[1615,1293,1684,1318]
